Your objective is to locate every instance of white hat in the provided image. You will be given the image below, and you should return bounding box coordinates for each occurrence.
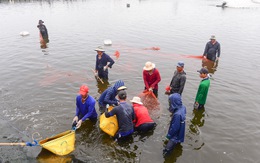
[210,35,216,40]
[130,96,143,105]
[95,46,105,52]
[143,61,155,71]
[117,86,127,91]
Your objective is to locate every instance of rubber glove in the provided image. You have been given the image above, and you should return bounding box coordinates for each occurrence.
[72,116,78,123]
[103,65,108,71]
[166,135,171,140]
[76,120,82,129]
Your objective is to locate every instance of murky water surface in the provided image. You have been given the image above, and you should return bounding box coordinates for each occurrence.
[1,0,260,162]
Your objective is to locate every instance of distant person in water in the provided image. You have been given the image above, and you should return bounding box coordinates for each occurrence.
[216,1,227,8]
[143,61,161,97]
[95,46,115,80]
[203,35,220,62]
[37,20,49,43]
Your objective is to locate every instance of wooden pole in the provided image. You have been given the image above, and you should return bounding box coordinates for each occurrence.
[0,142,26,146]
[91,68,104,84]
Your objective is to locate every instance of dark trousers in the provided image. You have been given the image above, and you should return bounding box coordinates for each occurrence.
[135,123,156,132]
[98,70,108,80]
[198,104,204,109]
[153,89,158,97]
[163,140,178,156]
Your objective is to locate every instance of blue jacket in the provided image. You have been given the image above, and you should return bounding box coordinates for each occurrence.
[75,95,97,121]
[98,80,125,106]
[167,93,186,143]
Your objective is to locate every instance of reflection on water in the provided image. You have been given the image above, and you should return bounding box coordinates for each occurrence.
[1,0,260,162]
[185,109,206,151]
[37,148,86,163]
[96,79,110,94]
[163,144,183,163]
[191,108,206,128]
[202,59,218,74]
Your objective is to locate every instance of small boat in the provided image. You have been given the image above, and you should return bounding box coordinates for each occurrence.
[20,31,30,36]
[104,39,112,46]
[216,1,227,8]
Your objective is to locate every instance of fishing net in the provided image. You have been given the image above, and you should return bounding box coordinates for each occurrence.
[114,51,120,59]
[138,90,160,110]
[39,130,75,156]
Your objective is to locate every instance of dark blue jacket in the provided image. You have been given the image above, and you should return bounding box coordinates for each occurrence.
[167,93,186,143]
[105,101,135,135]
[95,52,114,71]
[98,80,125,106]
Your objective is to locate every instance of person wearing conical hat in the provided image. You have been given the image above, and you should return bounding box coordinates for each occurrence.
[143,61,161,97]
[130,96,156,132]
[94,46,115,80]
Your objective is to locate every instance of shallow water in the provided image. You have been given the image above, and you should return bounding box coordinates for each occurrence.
[1,0,260,162]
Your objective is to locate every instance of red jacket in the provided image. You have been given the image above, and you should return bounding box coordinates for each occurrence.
[133,103,154,127]
[143,68,161,90]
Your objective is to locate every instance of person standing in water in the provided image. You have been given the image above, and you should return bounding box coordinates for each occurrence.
[95,46,115,80]
[194,67,211,109]
[166,61,186,96]
[163,93,186,156]
[143,61,161,97]
[37,20,49,43]
[203,35,220,62]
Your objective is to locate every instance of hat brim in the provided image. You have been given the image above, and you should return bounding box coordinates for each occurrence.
[117,86,127,91]
[130,100,143,105]
[95,48,105,52]
[143,63,155,71]
[197,70,208,74]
